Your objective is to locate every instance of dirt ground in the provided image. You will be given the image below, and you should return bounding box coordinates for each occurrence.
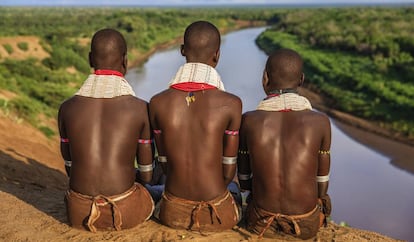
[0,36,49,61]
[0,112,403,241]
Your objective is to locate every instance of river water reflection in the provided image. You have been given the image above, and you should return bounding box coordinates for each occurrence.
[127,27,414,241]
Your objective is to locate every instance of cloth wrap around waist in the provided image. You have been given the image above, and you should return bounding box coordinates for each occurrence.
[65,183,154,232]
[159,190,240,234]
[246,194,331,240]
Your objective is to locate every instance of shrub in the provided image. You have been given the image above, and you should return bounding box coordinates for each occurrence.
[2,44,13,54]
[39,126,55,137]
[17,42,29,51]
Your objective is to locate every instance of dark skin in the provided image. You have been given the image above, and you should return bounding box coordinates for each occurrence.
[149,21,241,201]
[238,49,331,215]
[58,29,153,196]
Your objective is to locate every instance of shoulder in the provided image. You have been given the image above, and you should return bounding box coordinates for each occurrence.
[130,95,148,107]
[308,110,330,123]
[223,91,241,101]
[241,110,261,126]
[149,89,171,104]
[149,89,172,114]
[58,96,79,122]
[304,110,331,131]
[242,110,257,119]
[58,96,77,112]
[219,91,242,108]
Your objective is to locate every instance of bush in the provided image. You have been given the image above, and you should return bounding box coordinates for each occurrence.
[2,44,13,54]
[39,126,55,137]
[17,42,29,51]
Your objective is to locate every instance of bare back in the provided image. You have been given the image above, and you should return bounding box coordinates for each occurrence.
[241,109,331,215]
[150,89,241,201]
[58,95,151,196]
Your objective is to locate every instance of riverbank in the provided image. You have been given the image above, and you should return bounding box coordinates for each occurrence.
[299,86,414,174]
[300,86,414,147]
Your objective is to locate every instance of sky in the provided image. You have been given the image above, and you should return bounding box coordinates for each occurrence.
[1,0,413,6]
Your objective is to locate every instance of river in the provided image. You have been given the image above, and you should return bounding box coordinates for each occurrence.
[126,27,414,241]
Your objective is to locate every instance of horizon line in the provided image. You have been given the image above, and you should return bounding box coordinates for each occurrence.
[1,2,414,7]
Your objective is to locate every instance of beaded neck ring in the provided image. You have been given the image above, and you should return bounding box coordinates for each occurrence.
[265,88,298,99]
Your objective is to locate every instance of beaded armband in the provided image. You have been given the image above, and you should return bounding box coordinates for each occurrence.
[224,130,239,136]
[318,150,330,155]
[61,138,69,143]
[157,156,167,163]
[64,160,72,167]
[222,156,237,165]
[138,162,154,172]
[138,139,153,144]
[238,149,249,155]
[317,172,330,182]
[238,173,252,181]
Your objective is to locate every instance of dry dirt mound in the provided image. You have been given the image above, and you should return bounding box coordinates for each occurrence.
[0,36,49,61]
[0,114,402,241]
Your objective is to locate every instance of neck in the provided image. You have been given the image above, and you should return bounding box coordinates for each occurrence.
[94,69,124,77]
[268,88,297,95]
[265,88,298,100]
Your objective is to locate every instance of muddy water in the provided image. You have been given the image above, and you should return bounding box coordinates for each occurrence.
[126,27,414,241]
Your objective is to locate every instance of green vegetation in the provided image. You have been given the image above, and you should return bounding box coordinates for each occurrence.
[2,43,13,54]
[0,7,273,136]
[0,7,413,139]
[256,7,414,138]
[17,42,29,51]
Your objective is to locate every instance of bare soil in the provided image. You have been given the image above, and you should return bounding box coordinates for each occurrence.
[0,36,49,61]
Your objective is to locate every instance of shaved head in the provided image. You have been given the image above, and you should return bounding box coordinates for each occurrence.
[89,28,127,72]
[265,48,304,90]
[182,21,221,65]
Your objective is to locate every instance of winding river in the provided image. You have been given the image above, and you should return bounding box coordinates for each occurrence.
[126,27,414,241]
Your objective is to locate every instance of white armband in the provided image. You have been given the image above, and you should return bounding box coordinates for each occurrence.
[64,160,72,167]
[222,156,237,165]
[138,162,154,172]
[157,156,167,163]
[317,173,330,182]
[238,173,252,181]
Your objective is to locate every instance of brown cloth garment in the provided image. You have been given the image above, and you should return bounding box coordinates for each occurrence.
[246,194,332,240]
[65,183,154,232]
[159,190,240,233]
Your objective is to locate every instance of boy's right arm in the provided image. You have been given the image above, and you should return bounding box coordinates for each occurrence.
[237,114,252,191]
[222,97,242,186]
[317,116,331,198]
[149,97,168,176]
[136,103,154,185]
[317,116,332,220]
[58,105,71,177]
